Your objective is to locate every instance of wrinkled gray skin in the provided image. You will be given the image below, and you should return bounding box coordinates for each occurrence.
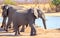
[2,5,46,36]
[1,5,28,32]
[5,6,36,36]
[13,11,36,35]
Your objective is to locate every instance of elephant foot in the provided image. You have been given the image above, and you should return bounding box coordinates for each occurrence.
[1,26,3,28]
[15,34,20,36]
[5,29,8,32]
[18,33,20,35]
[30,33,36,36]
[15,33,20,36]
[15,34,18,36]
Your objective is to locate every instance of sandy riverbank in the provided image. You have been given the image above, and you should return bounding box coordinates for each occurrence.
[45,12,60,16]
[0,26,60,38]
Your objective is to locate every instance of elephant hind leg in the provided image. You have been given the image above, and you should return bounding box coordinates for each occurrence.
[15,26,19,36]
[20,25,25,32]
[30,27,36,36]
[14,25,20,36]
[8,25,11,28]
[5,18,12,32]
[18,25,20,35]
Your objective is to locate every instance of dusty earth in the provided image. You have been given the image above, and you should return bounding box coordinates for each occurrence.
[0,24,60,38]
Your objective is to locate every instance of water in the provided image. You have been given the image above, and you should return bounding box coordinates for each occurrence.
[0,16,60,29]
[35,16,60,29]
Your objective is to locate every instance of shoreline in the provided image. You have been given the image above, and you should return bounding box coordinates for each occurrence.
[45,12,60,16]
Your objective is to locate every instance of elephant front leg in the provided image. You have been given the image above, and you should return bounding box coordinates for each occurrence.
[5,18,12,32]
[29,23,36,36]
[1,17,7,30]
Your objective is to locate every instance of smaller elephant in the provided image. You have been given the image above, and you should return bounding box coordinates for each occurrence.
[1,5,9,30]
[1,5,28,32]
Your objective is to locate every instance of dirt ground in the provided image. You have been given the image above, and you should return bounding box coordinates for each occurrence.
[0,25,60,38]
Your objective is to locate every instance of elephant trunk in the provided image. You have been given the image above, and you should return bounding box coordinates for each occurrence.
[42,18,47,29]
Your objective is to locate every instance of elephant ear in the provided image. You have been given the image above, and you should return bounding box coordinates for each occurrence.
[5,6,9,10]
[2,5,9,10]
[33,8,38,18]
[4,5,9,10]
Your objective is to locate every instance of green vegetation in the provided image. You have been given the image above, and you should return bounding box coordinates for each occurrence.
[52,0,60,6]
[51,0,60,12]
[4,0,16,5]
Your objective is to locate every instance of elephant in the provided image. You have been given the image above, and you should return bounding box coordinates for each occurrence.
[1,5,46,36]
[1,5,10,30]
[1,5,28,32]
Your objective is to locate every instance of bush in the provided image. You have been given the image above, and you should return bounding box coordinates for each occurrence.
[52,0,60,6]
[4,0,16,5]
[52,0,60,12]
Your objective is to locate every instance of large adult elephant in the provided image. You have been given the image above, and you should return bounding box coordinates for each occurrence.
[2,5,46,36]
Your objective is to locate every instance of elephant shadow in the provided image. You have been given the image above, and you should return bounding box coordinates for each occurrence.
[0,27,13,36]
[0,27,31,36]
[0,27,5,32]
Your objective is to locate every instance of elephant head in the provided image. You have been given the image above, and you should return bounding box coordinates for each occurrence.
[1,5,16,29]
[2,5,16,18]
[1,4,9,17]
[33,8,47,29]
